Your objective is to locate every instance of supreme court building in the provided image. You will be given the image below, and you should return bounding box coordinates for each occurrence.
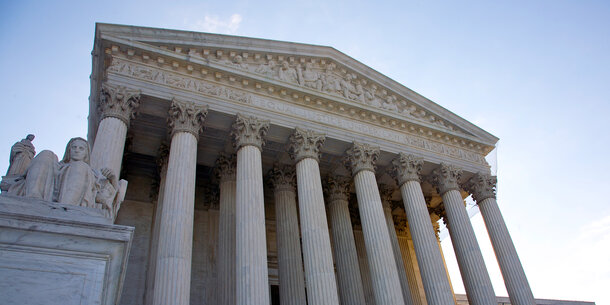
[90,23,534,305]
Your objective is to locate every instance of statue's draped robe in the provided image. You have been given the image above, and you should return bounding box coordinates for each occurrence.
[7,139,36,176]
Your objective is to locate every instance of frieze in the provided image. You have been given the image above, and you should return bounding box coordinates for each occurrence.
[106,58,488,166]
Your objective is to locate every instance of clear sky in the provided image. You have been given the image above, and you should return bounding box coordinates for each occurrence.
[1,1,609,304]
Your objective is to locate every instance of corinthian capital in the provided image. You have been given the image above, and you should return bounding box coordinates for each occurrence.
[231,114,270,151]
[214,153,236,183]
[344,142,380,176]
[391,153,423,186]
[98,83,141,125]
[464,172,497,202]
[323,175,351,203]
[289,128,326,162]
[429,163,463,196]
[167,99,208,138]
[267,165,296,192]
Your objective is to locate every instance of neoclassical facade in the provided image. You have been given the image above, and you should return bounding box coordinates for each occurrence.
[89,23,534,305]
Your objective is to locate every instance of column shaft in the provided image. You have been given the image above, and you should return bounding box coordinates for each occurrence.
[144,160,167,305]
[400,181,455,305]
[235,145,269,305]
[295,158,340,305]
[90,116,127,175]
[383,204,414,305]
[442,190,496,305]
[354,230,375,305]
[479,197,535,305]
[152,132,198,305]
[217,178,236,305]
[398,236,428,305]
[328,198,367,305]
[353,170,405,305]
[274,186,307,305]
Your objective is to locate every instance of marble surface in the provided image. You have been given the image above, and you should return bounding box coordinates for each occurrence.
[0,194,134,305]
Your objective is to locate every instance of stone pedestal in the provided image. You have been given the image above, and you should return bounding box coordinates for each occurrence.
[0,195,133,305]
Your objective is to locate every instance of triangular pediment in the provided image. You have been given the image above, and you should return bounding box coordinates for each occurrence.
[93,23,498,155]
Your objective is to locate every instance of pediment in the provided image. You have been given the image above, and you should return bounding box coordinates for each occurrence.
[92,23,498,156]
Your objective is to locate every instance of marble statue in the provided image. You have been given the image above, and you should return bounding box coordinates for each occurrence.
[7,137,126,219]
[6,134,36,176]
[278,60,298,83]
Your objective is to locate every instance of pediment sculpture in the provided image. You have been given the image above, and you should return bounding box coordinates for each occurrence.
[2,137,126,220]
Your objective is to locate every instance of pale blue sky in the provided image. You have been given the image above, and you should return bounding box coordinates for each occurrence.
[1,1,609,304]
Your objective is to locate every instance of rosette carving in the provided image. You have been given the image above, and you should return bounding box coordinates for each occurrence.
[231,114,270,150]
[429,163,463,196]
[167,99,208,138]
[323,175,351,203]
[344,142,380,176]
[390,153,423,185]
[289,128,326,162]
[267,165,296,192]
[98,83,141,125]
[464,172,497,202]
[214,153,236,183]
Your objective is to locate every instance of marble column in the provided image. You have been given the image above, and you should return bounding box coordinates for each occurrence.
[390,153,455,305]
[430,164,496,305]
[144,144,169,305]
[215,154,237,305]
[153,99,207,305]
[324,175,367,305]
[379,184,414,305]
[465,173,535,305]
[91,83,140,176]
[353,228,375,305]
[345,142,405,305]
[288,128,340,305]
[268,165,307,305]
[231,114,270,305]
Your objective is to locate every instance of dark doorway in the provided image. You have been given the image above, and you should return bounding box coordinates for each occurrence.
[271,285,280,305]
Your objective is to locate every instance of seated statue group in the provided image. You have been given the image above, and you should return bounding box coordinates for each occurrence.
[2,136,126,220]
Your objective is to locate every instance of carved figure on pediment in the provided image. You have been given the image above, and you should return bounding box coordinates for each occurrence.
[230,55,249,70]
[381,95,398,112]
[278,61,298,83]
[299,63,322,90]
[254,60,277,77]
[400,105,416,117]
[364,85,382,107]
[6,134,36,177]
[321,64,342,94]
[7,137,126,220]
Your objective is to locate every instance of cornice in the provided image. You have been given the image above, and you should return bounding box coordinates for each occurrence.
[96,31,497,153]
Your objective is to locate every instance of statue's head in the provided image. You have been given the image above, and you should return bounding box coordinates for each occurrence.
[26,134,35,141]
[62,137,90,164]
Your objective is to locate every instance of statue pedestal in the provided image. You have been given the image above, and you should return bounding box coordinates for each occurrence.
[0,195,134,305]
